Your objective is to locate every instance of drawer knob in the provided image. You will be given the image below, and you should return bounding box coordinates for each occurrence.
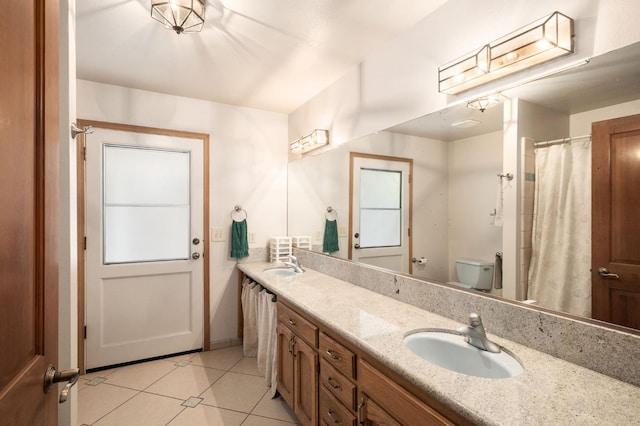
[288,318,296,326]
[326,349,341,361]
[327,376,341,390]
[327,409,343,425]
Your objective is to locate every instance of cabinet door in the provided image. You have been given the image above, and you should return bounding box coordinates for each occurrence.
[294,337,319,426]
[277,322,295,408]
[359,394,401,426]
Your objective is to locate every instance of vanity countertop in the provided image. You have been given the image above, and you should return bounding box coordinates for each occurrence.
[238,262,640,426]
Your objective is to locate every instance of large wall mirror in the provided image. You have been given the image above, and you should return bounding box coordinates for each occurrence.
[287,41,640,331]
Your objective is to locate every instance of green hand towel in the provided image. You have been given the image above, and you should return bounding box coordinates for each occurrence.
[323,219,339,253]
[231,219,249,259]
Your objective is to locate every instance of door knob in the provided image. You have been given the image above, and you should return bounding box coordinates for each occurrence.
[597,267,619,279]
[44,365,79,403]
[192,252,200,260]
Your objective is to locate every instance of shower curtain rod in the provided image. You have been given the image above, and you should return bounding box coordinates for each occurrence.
[534,134,591,147]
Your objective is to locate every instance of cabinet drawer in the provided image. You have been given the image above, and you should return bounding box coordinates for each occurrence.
[278,302,318,348]
[319,385,357,426]
[320,332,356,379]
[359,360,454,426]
[320,359,356,411]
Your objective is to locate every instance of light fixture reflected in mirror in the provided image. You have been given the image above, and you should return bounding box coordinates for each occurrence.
[467,95,501,112]
[151,0,206,34]
[439,11,574,94]
[450,119,481,129]
[290,129,329,154]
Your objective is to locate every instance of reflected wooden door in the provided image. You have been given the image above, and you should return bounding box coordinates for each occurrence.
[0,0,60,424]
[592,113,640,329]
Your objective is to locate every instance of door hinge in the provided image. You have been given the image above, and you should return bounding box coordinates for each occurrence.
[408,228,411,237]
[83,146,86,161]
[84,236,87,250]
[84,326,87,339]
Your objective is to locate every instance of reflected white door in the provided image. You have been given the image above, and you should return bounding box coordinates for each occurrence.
[85,128,204,369]
[350,154,412,273]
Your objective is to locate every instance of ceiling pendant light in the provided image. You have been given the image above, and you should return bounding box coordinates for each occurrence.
[151,0,206,34]
[466,95,501,112]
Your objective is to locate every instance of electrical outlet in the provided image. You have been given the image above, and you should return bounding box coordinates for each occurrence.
[338,226,347,237]
[249,232,256,243]
[211,228,225,242]
[315,230,322,241]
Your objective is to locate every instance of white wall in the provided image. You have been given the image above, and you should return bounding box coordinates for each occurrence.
[59,0,77,424]
[570,98,640,134]
[76,80,288,347]
[448,131,503,283]
[289,0,640,148]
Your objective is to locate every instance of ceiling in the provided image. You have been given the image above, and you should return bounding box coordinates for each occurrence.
[387,42,640,141]
[76,0,449,113]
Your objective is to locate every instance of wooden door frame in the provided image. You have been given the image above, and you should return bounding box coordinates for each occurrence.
[76,119,210,373]
[348,152,413,274]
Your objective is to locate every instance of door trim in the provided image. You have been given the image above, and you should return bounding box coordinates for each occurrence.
[348,152,413,274]
[76,119,210,373]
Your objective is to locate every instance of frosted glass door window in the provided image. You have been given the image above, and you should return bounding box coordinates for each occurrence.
[359,169,402,248]
[103,145,190,264]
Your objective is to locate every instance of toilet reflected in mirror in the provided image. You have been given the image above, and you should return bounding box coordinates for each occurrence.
[447,259,494,291]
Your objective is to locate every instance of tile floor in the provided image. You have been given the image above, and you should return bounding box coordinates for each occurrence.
[77,345,300,426]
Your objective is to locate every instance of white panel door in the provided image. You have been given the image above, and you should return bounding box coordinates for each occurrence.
[351,156,411,273]
[85,127,204,370]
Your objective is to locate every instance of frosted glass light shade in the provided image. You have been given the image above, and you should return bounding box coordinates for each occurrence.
[438,12,574,94]
[151,0,206,34]
[290,129,329,154]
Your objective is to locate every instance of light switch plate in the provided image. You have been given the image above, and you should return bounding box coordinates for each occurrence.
[338,226,347,237]
[211,228,225,242]
[315,230,322,241]
[249,232,256,243]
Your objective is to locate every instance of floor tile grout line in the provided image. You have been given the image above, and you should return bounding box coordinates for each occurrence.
[88,388,143,426]
[139,363,183,392]
[163,406,188,426]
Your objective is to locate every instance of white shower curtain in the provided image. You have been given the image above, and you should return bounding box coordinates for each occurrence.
[527,140,592,317]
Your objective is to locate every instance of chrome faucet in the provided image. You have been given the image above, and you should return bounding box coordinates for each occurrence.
[457,313,501,353]
[282,255,303,273]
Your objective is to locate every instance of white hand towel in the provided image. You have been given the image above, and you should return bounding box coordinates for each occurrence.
[493,180,503,227]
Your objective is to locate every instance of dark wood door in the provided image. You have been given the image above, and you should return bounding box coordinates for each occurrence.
[0,0,59,424]
[592,113,640,329]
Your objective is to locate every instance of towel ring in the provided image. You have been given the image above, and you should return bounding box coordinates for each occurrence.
[232,205,248,221]
[326,207,338,220]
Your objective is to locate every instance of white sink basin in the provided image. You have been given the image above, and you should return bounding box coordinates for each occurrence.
[403,331,523,379]
[263,268,298,277]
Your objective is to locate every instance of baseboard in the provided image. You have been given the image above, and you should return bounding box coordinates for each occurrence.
[210,337,243,350]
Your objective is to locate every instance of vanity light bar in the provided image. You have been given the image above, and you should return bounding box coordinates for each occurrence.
[438,11,574,94]
[290,129,329,154]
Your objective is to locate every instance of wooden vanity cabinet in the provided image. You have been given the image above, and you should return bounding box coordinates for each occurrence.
[276,301,318,426]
